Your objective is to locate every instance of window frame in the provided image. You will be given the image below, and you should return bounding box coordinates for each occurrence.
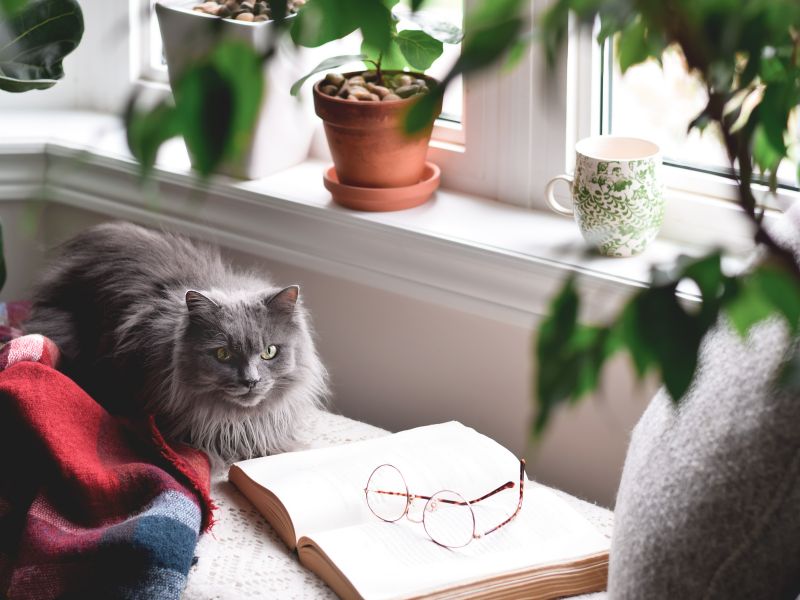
[129,0,792,253]
[596,33,800,214]
[131,0,170,86]
[559,19,799,251]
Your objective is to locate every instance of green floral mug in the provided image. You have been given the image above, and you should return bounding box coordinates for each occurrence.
[545,136,665,257]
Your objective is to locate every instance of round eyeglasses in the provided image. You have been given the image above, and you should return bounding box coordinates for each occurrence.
[364,458,525,549]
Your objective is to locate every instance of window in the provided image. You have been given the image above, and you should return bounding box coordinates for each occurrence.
[132,0,169,84]
[602,44,800,193]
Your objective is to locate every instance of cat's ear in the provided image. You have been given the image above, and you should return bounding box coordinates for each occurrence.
[265,285,299,314]
[185,290,219,317]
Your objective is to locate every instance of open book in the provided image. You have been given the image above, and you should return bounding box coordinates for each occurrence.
[229,422,609,600]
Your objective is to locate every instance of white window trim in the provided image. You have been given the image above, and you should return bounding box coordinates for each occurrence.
[0,111,759,328]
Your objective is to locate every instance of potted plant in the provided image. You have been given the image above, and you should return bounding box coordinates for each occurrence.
[289,5,461,211]
[154,0,314,179]
[126,0,526,186]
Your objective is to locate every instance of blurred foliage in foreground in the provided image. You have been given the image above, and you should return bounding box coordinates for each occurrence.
[533,0,800,435]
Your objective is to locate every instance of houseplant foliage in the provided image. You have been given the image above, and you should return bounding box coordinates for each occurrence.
[0,0,83,92]
[0,0,84,290]
[126,1,292,177]
[532,0,800,435]
[127,0,529,177]
[289,0,461,96]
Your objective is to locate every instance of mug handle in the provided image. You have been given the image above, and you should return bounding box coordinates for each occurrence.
[545,174,575,216]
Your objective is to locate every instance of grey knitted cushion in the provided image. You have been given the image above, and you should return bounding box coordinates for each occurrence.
[610,206,800,599]
[608,314,800,599]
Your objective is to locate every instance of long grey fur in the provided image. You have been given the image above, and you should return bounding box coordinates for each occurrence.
[25,222,328,464]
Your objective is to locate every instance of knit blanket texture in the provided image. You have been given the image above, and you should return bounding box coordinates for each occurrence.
[0,321,214,600]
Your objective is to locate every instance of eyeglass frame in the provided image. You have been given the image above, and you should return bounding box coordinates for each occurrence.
[363,458,526,548]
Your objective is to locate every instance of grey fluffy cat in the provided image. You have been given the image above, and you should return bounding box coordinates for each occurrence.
[25,222,327,463]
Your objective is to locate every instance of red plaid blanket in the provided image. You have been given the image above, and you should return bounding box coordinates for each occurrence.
[0,325,214,599]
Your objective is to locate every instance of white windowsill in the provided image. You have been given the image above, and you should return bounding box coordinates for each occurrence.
[0,110,751,326]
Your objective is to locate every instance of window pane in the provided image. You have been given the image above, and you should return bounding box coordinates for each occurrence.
[149,0,167,72]
[606,45,799,191]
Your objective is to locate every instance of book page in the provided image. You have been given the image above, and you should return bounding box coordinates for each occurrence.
[301,482,610,600]
[231,422,527,544]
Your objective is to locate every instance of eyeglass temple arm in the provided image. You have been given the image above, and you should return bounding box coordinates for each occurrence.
[369,459,527,512]
[478,458,526,538]
[368,489,471,505]
[369,485,512,507]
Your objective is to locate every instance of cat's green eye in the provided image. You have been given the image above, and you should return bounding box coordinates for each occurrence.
[261,345,278,360]
[216,347,232,362]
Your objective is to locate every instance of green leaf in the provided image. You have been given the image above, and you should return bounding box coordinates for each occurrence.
[175,40,263,177]
[614,300,655,378]
[754,265,800,333]
[0,0,84,92]
[268,0,288,23]
[681,251,725,324]
[636,286,702,402]
[400,9,463,44]
[410,0,424,11]
[363,36,406,70]
[0,0,27,17]
[358,0,395,55]
[395,30,443,71]
[401,0,524,134]
[539,0,569,67]
[724,275,775,338]
[752,82,793,180]
[403,85,442,134]
[292,0,395,55]
[503,30,535,71]
[533,276,620,436]
[539,277,579,353]
[616,17,650,73]
[457,0,525,73]
[681,253,723,300]
[290,54,367,96]
[534,277,580,435]
[753,124,783,173]
[291,0,360,47]
[125,99,181,177]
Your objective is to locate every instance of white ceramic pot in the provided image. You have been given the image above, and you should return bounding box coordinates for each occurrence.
[155,1,314,179]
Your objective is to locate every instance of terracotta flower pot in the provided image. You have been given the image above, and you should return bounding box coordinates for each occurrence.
[313,71,442,189]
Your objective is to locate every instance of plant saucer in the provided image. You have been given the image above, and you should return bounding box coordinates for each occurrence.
[323,162,440,212]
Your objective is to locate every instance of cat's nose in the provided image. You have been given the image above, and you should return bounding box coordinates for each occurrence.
[242,377,260,389]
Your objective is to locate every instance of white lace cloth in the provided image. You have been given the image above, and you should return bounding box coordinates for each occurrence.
[184,410,612,599]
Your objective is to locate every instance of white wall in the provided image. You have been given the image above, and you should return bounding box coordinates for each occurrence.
[2,201,655,507]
